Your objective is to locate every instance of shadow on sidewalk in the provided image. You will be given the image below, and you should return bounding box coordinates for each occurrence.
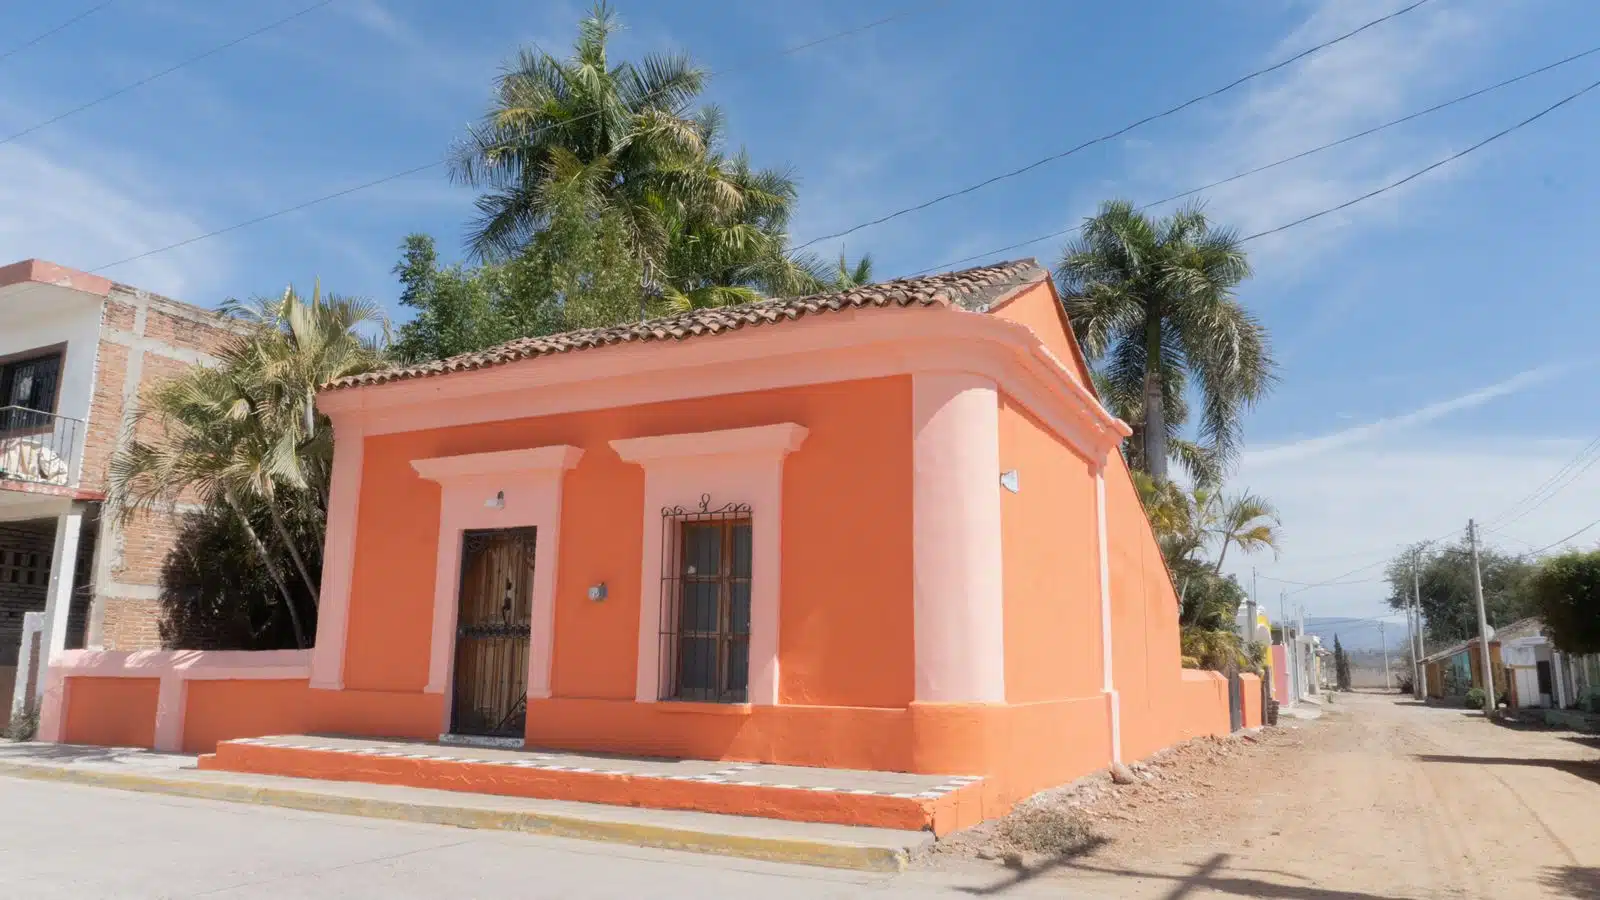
[963,851,1410,899]
[1414,753,1600,788]
[1541,866,1600,899]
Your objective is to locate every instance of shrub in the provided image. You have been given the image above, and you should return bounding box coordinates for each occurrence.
[3,710,38,742]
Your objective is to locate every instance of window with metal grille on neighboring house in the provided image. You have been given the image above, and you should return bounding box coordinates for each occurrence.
[658,496,752,703]
[0,349,63,432]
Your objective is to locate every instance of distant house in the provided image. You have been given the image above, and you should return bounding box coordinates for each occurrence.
[1495,618,1598,711]
[1420,617,1552,705]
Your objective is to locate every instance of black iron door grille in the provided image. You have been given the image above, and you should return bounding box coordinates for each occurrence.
[451,527,535,737]
[659,495,752,703]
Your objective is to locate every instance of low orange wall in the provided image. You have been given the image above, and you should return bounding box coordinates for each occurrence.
[1169,670,1231,742]
[1240,673,1262,729]
[63,677,160,749]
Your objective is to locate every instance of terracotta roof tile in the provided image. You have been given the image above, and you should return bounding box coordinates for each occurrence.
[324,259,1048,392]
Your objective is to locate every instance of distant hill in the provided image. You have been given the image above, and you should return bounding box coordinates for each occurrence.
[1303,616,1408,654]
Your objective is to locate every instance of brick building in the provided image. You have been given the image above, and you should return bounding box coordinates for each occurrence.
[1,259,237,726]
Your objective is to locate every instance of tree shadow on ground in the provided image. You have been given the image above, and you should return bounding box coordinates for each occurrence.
[1563,735,1600,751]
[967,851,1409,899]
[955,836,1109,895]
[1542,866,1600,899]
[1414,753,1600,788]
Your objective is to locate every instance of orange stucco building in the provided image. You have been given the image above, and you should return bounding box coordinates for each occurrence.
[39,261,1248,832]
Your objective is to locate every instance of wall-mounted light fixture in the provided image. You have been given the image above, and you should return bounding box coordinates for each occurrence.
[587,583,608,602]
[485,490,505,509]
[1000,470,1020,493]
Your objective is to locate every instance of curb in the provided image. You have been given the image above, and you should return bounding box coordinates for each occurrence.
[0,760,913,872]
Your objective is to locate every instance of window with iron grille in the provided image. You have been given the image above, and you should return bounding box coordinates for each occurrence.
[0,349,63,432]
[659,495,752,703]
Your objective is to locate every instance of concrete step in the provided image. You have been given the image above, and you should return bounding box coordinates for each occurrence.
[0,741,931,871]
[203,734,985,834]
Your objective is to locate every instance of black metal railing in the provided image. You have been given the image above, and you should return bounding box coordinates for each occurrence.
[0,406,82,488]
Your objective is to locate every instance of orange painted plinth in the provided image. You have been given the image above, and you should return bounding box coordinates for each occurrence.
[201,741,986,834]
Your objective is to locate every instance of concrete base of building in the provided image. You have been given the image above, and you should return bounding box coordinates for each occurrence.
[0,741,931,871]
[200,733,987,835]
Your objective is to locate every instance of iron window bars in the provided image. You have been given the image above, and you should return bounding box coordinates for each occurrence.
[659,494,752,703]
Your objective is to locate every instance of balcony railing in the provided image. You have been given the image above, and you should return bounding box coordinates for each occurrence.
[0,406,83,489]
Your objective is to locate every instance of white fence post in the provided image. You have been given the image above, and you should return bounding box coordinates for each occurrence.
[10,611,43,724]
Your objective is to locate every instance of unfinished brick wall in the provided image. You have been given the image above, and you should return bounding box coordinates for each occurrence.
[81,286,245,650]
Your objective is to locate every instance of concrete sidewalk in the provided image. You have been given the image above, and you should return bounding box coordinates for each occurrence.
[0,741,930,872]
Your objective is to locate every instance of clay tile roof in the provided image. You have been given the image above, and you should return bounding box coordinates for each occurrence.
[323,259,1048,392]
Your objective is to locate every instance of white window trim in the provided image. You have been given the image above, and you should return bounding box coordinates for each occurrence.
[611,424,807,706]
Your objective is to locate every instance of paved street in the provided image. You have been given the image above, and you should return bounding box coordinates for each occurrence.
[2,694,1597,898]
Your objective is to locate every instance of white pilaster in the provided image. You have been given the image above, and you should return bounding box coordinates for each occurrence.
[34,503,84,704]
[911,373,1005,703]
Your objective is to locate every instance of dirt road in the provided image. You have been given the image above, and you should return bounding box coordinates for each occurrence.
[929,692,1600,898]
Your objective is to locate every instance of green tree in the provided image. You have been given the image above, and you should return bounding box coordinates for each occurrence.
[447,2,819,309]
[1058,201,1274,483]
[1528,550,1600,654]
[825,251,874,291]
[1385,540,1536,646]
[1334,635,1352,691]
[110,284,388,649]
[1208,490,1280,575]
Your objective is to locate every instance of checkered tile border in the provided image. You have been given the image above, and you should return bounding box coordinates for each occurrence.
[224,737,983,800]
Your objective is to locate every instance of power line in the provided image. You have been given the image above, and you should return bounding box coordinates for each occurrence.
[0,1,335,147]
[1523,516,1600,557]
[790,0,1434,252]
[29,5,936,282]
[1484,436,1600,528]
[901,40,1600,278]
[1257,573,1385,588]
[1238,73,1600,242]
[0,1,117,64]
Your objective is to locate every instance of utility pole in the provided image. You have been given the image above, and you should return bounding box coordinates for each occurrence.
[1412,548,1428,700]
[1467,519,1495,717]
[1380,621,1391,690]
[1280,590,1295,704]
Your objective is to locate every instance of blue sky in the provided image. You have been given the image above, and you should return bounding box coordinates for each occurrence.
[6,0,1600,623]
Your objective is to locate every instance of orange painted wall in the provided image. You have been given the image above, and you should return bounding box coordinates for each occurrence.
[988,283,1086,386]
[997,396,1103,705]
[63,677,159,749]
[183,680,313,753]
[1171,670,1231,741]
[1102,450,1188,762]
[342,376,916,717]
[1240,673,1263,728]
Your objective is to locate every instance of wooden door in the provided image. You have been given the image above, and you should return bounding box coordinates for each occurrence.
[450,527,535,737]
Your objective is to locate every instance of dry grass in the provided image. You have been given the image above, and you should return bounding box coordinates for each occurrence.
[3,710,38,741]
[994,802,1098,856]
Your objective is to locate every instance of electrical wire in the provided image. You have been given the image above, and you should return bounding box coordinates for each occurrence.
[1239,74,1600,242]
[0,1,117,64]
[900,40,1600,278]
[0,1,335,147]
[789,0,1434,252]
[8,3,937,284]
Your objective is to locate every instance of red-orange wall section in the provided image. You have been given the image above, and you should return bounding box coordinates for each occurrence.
[63,677,159,748]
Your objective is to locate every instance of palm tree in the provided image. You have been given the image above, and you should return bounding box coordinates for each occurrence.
[1058,201,1274,483]
[110,284,388,649]
[827,252,874,291]
[110,362,313,648]
[1208,490,1280,575]
[449,2,711,268]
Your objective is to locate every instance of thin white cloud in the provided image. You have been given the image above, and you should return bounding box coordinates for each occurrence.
[0,140,224,300]
[1127,0,1508,275]
[1229,435,1600,622]
[1246,364,1564,465]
